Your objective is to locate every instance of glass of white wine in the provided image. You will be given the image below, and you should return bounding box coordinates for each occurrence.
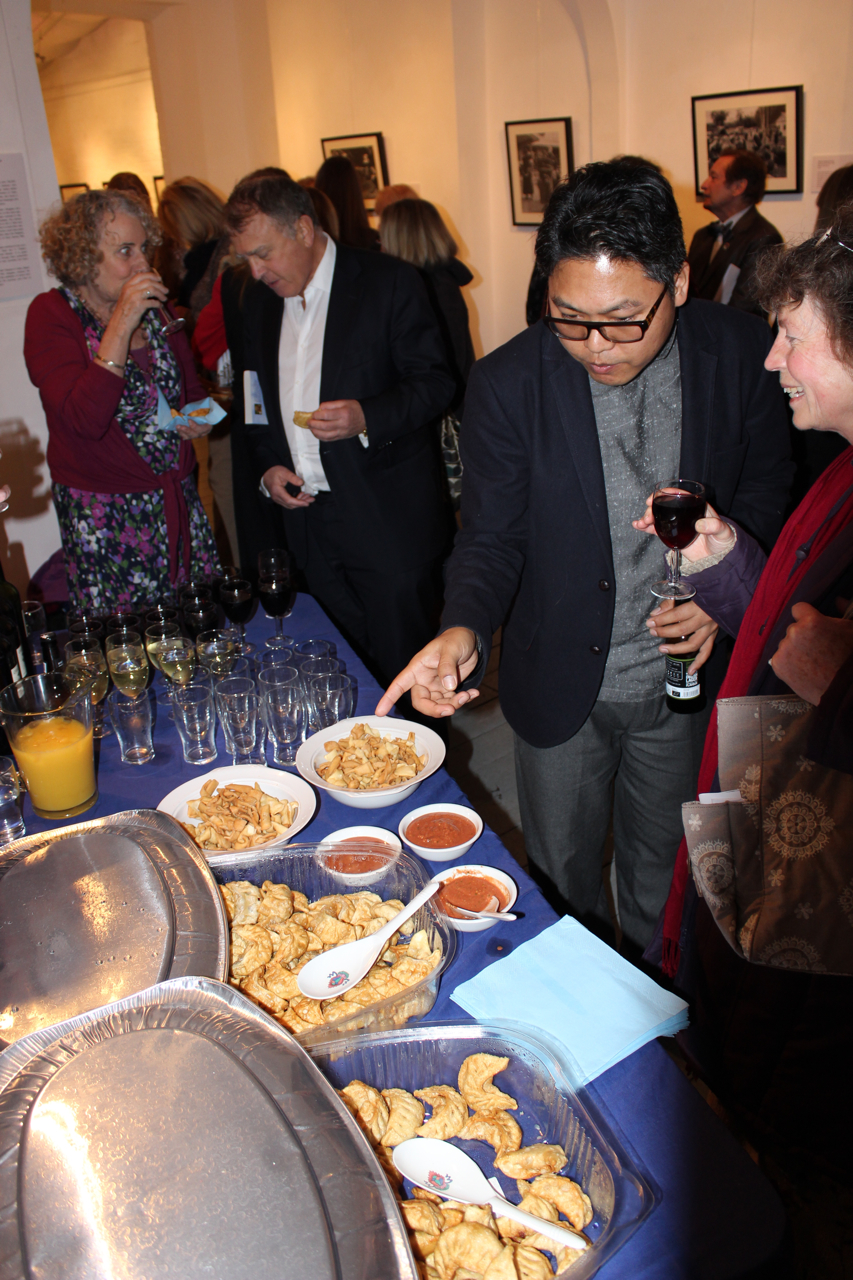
[144,622,180,673]
[196,629,237,678]
[155,637,197,697]
[64,635,112,738]
[105,632,149,699]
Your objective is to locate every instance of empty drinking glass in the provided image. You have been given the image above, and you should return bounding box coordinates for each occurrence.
[261,684,306,766]
[293,638,336,662]
[215,676,255,753]
[108,688,155,764]
[0,756,25,844]
[310,673,355,728]
[172,685,218,765]
[218,692,262,765]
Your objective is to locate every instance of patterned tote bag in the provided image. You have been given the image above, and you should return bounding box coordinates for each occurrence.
[681,694,853,975]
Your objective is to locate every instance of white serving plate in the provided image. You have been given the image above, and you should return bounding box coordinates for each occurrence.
[295,716,445,809]
[157,765,317,859]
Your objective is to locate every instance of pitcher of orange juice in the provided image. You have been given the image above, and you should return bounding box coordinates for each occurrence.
[0,674,97,819]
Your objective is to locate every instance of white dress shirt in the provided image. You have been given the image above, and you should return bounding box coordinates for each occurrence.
[277,234,336,495]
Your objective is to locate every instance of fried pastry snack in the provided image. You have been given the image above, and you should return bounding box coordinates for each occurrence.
[459,1110,522,1157]
[415,1085,468,1140]
[381,1088,425,1146]
[433,1223,504,1280]
[341,1080,390,1144]
[495,1144,567,1180]
[520,1175,593,1231]
[317,721,427,790]
[458,1054,518,1114]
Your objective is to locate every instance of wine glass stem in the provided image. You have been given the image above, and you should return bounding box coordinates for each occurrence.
[667,547,681,591]
[274,615,283,637]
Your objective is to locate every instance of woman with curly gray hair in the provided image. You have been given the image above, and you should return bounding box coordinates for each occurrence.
[24,189,219,610]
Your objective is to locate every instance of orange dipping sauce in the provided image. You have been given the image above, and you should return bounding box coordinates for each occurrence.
[437,873,510,919]
[324,836,394,874]
[405,812,477,849]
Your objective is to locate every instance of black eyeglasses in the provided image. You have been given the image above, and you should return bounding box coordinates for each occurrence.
[544,284,668,343]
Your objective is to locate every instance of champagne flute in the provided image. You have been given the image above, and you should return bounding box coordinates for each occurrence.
[64,634,111,737]
[650,479,706,602]
[219,578,255,656]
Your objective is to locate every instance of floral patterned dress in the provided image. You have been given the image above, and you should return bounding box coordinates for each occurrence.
[54,289,219,611]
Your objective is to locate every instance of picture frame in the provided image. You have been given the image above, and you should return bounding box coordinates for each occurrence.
[320,134,389,211]
[691,86,803,196]
[59,183,89,202]
[153,175,166,204]
[505,118,574,226]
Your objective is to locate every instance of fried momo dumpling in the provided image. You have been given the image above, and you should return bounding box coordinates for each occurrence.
[390,955,435,987]
[555,1244,585,1273]
[407,928,434,960]
[262,959,304,1002]
[367,967,405,999]
[462,1203,498,1232]
[496,1194,558,1240]
[311,912,357,946]
[239,964,286,1015]
[321,998,363,1023]
[433,1223,504,1280]
[413,1231,441,1261]
[292,890,310,912]
[458,1054,517,1114]
[341,1080,390,1144]
[381,1088,425,1146]
[401,1200,445,1236]
[459,1109,522,1156]
[495,1143,567,1179]
[221,880,261,924]
[412,1185,443,1205]
[272,921,310,964]
[230,923,273,977]
[372,898,405,922]
[289,995,326,1026]
[257,881,293,928]
[514,1245,552,1280]
[523,1173,592,1229]
[279,1006,316,1034]
[439,1206,465,1229]
[415,1085,468,1140]
[483,1245,520,1280]
[310,893,348,917]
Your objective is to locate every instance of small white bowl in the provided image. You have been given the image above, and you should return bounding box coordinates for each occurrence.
[433,863,518,932]
[295,716,445,810]
[398,802,483,863]
[317,825,403,885]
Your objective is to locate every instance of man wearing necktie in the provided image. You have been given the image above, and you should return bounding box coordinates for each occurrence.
[687,150,782,315]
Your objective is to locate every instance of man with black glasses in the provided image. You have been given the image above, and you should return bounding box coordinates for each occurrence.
[377,162,792,955]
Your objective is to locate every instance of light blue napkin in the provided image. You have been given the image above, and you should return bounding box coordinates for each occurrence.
[451,916,688,1086]
[156,388,228,432]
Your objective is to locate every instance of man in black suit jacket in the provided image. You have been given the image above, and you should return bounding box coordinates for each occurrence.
[379,163,792,951]
[687,149,782,315]
[224,172,454,688]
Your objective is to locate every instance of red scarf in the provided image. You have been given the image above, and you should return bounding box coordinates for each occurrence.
[661,444,853,976]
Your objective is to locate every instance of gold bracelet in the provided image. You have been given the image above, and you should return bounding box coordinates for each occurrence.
[95,355,125,373]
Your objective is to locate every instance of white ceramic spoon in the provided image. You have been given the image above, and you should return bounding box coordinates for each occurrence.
[296,879,441,999]
[392,1137,589,1252]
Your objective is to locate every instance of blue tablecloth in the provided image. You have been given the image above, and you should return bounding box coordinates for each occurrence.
[20,595,784,1278]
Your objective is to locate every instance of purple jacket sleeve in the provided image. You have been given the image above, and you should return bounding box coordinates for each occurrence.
[687,521,767,639]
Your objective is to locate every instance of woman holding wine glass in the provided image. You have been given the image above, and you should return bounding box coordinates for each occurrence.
[24,189,219,613]
[635,215,853,1199]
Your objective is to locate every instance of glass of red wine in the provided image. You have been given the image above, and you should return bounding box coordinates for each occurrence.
[182,592,219,641]
[219,578,255,655]
[258,550,296,640]
[650,479,706,601]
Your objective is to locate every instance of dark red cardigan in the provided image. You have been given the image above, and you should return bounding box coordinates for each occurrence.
[24,288,206,581]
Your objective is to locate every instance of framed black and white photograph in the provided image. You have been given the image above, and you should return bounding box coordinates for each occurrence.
[691,86,803,196]
[59,183,89,203]
[505,118,574,226]
[321,133,389,210]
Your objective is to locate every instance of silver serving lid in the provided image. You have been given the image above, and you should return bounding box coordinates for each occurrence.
[0,977,416,1280]
[0,810,228,1046]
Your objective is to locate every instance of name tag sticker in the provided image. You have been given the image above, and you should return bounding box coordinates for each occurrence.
[243,371,269,425]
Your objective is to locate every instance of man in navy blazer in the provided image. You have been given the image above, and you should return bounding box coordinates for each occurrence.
[379,163,792,951]
[225,172,454,690]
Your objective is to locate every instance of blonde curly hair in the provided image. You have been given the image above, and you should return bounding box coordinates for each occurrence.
[39,189,162,288]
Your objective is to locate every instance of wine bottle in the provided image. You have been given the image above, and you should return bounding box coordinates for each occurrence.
[39,631,64,674]
[0,563,33,682]
[664,649,706,713]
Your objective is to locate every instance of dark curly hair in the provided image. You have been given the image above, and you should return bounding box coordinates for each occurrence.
[535,161,686,293]
[39,189,161,288]
[755,201,853,368]
[224,170,316,234]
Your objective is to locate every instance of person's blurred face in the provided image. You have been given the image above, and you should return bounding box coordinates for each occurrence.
[547,255,687,386]
[231,212,318,297]
[765,296,853,442]
[90,210,150,303]
[700,156,748,219]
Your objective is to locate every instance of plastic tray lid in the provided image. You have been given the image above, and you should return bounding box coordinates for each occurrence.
[0,976,417,1280]
[0,810,228,1047]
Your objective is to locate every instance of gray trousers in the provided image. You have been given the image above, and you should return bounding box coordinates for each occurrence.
[514,696,710,949]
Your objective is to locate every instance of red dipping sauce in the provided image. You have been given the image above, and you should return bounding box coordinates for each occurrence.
[324,836,394,874]
[437,873,510,919]
[405,812,477,849]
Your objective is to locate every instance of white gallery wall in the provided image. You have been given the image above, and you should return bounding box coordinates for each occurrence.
[4,0,853,580]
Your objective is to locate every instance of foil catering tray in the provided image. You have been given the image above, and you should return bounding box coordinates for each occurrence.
[0,977,416,1280]
[0,809,228,1047]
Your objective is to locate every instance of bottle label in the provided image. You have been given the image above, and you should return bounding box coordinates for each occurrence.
[665,654,700,699]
